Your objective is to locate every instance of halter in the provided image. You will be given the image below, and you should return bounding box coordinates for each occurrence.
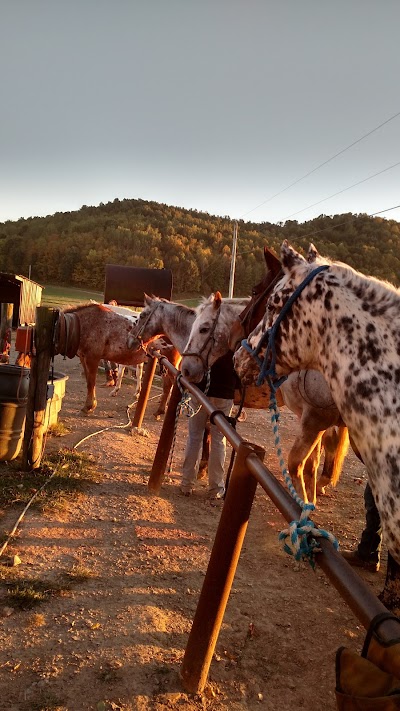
[181,304,222,372]
[242,265,329,390]
[134,302,161,348]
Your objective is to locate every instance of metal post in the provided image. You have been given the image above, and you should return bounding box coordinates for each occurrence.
[22,307,58,470]
[228,220,238,298]
[181,440,265,693]
[148,381,182,494]
[0,303,13,357]
[131,356,157,429]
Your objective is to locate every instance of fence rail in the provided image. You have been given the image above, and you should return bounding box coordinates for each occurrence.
[139,353,399,694]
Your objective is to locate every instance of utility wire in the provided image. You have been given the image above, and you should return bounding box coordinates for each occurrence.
[235,203,400,256]
[282,160,400,220]
[240,109,400,220]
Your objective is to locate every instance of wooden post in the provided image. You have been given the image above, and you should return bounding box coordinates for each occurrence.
[131,356,157,428]
[180,441,265,693]
[0,303,13,356]
[22,307,59,470]
[148,381,182,494]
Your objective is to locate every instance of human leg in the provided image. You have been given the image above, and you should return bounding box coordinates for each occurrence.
[341,483,381,572]
[207,397,233,497]
[356,483,382,562]
[180,403,209,494]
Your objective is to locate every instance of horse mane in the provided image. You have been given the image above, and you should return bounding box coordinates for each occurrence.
[196,297,249,315]
[63,302,111,314]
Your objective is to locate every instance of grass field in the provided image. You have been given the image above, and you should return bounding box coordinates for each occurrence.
[41,284,200,309]
[41,285,105,309]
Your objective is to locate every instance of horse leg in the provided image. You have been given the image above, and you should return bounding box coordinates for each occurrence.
[135,363,144,399]
[198,420,211,480]
[302,439,322,505]
[317,425,350,495]
[81,357,98,414]
[288,430,324,505]
[111,365,124,397]
[379,553,400,611]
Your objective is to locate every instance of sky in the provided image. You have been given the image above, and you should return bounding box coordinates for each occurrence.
[1,0,400,226]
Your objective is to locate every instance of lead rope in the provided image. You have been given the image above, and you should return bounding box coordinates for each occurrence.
[241,265,338,568]
[268,383,339,568]
[166,370,211,476]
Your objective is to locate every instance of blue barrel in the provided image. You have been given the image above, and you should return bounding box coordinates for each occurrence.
[0,364,30,461]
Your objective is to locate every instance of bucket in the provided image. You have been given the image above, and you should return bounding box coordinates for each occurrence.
[0,364,30,461]
[45,371,69,428]
[0,366,69,461]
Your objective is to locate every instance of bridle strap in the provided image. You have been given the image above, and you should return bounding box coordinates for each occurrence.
[135,302,160,345]
[181,305,222,371]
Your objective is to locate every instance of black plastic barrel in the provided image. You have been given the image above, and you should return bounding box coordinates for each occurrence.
[0,364,30,461]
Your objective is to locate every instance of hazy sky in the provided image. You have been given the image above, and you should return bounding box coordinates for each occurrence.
[1,1,400,225]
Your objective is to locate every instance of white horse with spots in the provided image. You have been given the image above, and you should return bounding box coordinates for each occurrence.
[234,241,400,606]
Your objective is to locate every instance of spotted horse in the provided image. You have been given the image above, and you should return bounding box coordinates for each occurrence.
[234,240,400,608]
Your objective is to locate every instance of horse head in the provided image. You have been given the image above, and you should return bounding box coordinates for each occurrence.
[228,245,283,351]
[127,294,163,350]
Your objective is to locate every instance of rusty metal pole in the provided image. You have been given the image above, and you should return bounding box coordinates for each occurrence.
[22,307,58,470]
[131,356,157,429]
[148,381,182,494]
[0,303,13,357]
[181,440,265,693]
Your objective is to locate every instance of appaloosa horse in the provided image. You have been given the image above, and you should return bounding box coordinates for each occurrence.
[56,303,180,415]
[234,241,400,606]
[181,287,348,504]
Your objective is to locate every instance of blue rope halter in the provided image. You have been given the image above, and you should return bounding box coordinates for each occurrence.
[241,264,338,568]
[242,265,329,390]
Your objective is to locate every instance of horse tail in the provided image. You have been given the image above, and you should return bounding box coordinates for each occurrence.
[322,425,350,488]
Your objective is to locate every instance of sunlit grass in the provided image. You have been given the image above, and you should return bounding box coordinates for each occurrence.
[0,449,98,511]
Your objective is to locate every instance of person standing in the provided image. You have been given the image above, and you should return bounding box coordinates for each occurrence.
[180,351,238,500]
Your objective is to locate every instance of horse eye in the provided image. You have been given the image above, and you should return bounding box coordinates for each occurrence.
[199,327,209,334]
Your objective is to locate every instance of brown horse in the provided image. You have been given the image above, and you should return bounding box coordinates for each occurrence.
[56,303,180,415]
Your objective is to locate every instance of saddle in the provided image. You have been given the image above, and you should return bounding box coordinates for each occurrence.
[336,613,400,709]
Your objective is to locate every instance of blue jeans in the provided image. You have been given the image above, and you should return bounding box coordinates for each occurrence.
[357,483,382,563]
[181,396,233,496]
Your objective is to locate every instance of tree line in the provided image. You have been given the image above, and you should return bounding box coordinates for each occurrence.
[0,198,399,296]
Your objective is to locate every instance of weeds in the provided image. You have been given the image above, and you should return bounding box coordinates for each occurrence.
[47,421,70,437]
[0,448,98,511]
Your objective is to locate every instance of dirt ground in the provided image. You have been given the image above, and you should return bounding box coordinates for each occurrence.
[0,353,386,711]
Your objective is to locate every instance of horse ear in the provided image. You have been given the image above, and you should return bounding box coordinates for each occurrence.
[263,245,281,277]
[280,240,305,271]
[213,291,222,309]
[307,243,319,263]
[144,293,153,306]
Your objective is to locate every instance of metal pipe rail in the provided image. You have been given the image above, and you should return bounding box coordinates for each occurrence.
[149,353,400,692]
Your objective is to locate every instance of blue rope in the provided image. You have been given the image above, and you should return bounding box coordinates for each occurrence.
[268,388,338,569]
[242,265,329,391]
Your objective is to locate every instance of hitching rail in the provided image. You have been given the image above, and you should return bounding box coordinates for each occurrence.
[145,354,399,694]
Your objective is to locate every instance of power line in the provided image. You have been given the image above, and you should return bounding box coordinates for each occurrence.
[298,203,400,241]
[282,160,400,220]
[239,109,400,220]
[235,203,400,256]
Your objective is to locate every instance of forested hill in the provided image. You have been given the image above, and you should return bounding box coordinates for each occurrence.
[0,198,399,296]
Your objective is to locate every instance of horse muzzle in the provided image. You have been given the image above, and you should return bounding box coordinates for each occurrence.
[180,355,205,383]
[233,346,259,385]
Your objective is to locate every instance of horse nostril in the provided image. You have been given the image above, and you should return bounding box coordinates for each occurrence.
[182,367,189,377]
